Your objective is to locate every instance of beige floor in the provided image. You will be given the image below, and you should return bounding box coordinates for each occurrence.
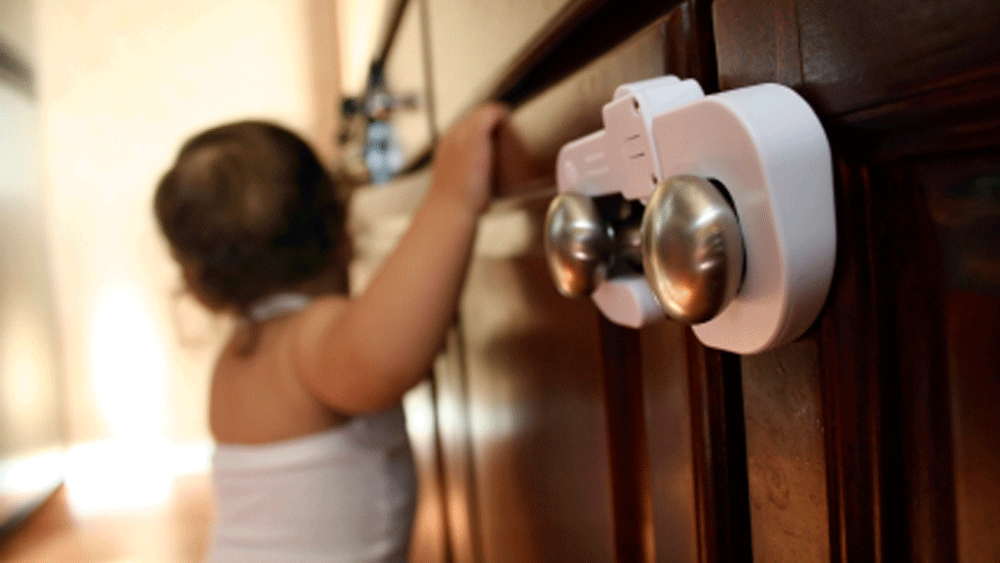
[0,474,213,563]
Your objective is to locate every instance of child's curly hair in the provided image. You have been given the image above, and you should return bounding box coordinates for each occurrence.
[154,121,347,316]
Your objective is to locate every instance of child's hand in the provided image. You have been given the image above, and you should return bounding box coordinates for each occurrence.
[430,103,509,216]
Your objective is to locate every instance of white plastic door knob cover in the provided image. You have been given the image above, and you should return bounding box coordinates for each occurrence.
[553,76,836,354]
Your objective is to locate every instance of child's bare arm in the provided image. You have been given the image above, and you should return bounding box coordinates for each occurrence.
[291,104,508,414]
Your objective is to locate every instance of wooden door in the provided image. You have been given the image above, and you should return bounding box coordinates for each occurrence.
[366,1,1000,561]
[712,1,1000,561]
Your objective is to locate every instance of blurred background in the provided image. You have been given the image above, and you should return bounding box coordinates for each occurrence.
[0,0,392,558]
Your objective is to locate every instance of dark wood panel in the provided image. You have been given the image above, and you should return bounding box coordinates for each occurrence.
[875,163,959,563]
[794,0,1000,116]
[459,198,617,562]
[740,341,831,563]
[639,321,699,563]
[831,65,1000,163]
[946,287,1000,563]
[688,347,751,563]
[402,379,451,563]
[663,0,718,93]
[433,327,482,563]
[816,161,891,563]
[892,155,1000,563]
[599,321,653,563]
[715,0,1000,117]
[712,0,803,89]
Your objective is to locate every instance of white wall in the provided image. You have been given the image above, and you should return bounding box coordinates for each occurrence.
[34,0,333,455]
[0,0,67,519]
[335,0,392,95]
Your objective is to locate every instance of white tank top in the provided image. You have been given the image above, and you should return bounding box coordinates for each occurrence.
[207,293,416,563]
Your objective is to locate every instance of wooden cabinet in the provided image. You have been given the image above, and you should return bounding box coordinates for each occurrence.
[714,1,1000,560]
[362,1,1000,560]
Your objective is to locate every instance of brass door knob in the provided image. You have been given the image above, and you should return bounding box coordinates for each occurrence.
[544,192,614,297]
[641,175,745,324]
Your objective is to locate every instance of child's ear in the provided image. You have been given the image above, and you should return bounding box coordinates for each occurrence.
[176,259,220,311]
[180,261,200,290]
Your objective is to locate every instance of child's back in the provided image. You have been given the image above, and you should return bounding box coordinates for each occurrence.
[154,106,507,562]
[210,295,413,563]
[210,295,349,444]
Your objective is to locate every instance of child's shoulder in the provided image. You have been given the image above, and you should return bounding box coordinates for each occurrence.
[216,293,352,379]
[284,293,352,345]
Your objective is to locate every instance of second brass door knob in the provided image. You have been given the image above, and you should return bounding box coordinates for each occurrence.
[641,175,745,324]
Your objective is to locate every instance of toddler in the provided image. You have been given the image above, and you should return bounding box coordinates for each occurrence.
[154,104,508,563]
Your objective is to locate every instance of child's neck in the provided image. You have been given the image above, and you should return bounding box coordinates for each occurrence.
[288,264,350,298]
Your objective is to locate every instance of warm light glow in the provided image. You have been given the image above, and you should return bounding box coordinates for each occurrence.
[0,449,62,495]
[88,284,169,437]
[64,438,212,516]
[0,299,59,437]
